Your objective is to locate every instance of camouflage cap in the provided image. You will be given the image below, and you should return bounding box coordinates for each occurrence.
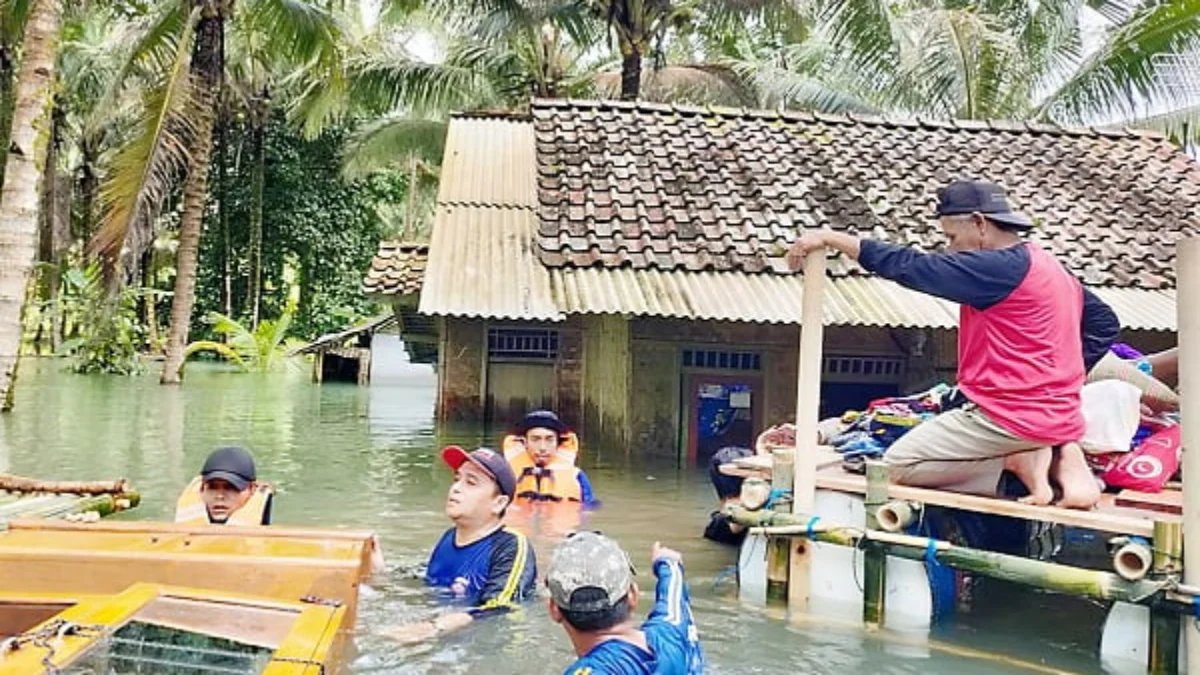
[546,532,634,612]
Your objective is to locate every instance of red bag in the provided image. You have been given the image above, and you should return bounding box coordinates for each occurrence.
[1100,426,1182,493]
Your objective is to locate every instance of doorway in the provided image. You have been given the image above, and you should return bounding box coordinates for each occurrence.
[683,373,762,467]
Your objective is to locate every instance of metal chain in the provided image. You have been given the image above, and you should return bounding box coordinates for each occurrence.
[299,595,342,608]
[270,655,327,673]
[0,618,109,674]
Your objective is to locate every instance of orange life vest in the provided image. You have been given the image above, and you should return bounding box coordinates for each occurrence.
[503,433,582,502]
[174,477,273,526]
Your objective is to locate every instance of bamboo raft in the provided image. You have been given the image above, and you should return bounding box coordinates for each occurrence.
[0,473,140,526]
[721,449,1179,538]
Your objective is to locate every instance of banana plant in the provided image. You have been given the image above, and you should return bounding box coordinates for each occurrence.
[184,302,301,372]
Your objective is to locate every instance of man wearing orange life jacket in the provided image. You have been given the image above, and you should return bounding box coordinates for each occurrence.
[175,446,274,526]
[503,411,598,506]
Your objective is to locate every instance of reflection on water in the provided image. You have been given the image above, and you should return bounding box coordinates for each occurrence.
[0,354,1114,674]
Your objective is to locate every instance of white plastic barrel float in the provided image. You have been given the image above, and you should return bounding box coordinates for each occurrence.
[738,489,1188,672]
[738,490,936,631]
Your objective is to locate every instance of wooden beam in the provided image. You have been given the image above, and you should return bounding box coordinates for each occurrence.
[815,471,1163,538]
[862,461,888,626]
[790,249,826,611]
[1150,520,1183,674]
[1178,237,1200,669]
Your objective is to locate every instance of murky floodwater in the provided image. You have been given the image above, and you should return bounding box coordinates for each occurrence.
[0,340,1122,673]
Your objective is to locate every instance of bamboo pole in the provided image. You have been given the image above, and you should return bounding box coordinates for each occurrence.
[1180,237,1200,670]
[790,249,825,610]
[0,474,128,495]
[728,506,1189,611]
[767,448,794,601]
[863,461,888,626]
[1150,520,1183,674]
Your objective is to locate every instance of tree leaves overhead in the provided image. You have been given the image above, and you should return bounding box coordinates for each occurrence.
[89,7,201,285]
[1038,0,1200,123]
[341,115,447,179]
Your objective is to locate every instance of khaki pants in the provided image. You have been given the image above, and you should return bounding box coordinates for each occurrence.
[884,405,1044,496]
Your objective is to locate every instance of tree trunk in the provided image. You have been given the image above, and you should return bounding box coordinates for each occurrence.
[75,145,99,241]
[160,3,224,385]
[0,42,18,192]
[0,0,63,411]
[246,112,265,328]
[143,249,160,353]
[619,49,642,101]
[216,112,232,318]
[38,99,67,353]
[403,154,418,240]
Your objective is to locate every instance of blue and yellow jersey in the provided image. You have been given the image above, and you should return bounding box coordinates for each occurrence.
[425,526,537,617]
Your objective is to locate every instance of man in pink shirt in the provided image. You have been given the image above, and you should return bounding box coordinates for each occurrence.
[788,180,1118,510]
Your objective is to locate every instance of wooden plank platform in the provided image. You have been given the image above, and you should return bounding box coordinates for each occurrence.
[721,456,1177,538]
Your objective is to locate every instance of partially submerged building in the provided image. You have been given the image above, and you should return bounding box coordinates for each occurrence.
[366,99,1196,463]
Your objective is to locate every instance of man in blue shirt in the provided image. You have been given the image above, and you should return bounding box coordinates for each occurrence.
[546,532,704,675]
[383,446,537,643]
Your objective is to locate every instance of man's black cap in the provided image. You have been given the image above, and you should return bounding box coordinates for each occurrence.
[709,446,753,499]
[935,180,1033,229]
[201,446,257,491]
[442,446,517,500]
[516,410,566,437]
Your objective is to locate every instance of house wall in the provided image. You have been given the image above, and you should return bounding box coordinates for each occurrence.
[436,317,485,421]
[435,316,1174,461]
[581,315,632,458]
[626,320,921,460]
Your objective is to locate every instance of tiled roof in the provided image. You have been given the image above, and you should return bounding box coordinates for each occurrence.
[533,99,1200,289]
[363,242,428,296]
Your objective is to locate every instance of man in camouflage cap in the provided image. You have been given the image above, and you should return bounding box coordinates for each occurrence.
[545,532,703,675]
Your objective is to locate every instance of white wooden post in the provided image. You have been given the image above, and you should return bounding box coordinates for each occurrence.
[790,249,825,610]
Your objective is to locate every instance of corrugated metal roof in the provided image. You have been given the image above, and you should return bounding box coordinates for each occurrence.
[1090,287,1177,331]
[418,204,561,322]
[438,117,536,208]
[550,268,960,327]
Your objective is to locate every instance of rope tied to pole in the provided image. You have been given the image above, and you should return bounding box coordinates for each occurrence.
[925,538,942,569]
[805,516,820,540]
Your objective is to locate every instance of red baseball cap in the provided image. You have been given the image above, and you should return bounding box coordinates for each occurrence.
[441,446,517,499]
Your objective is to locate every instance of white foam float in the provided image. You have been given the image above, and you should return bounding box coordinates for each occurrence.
[737,490,935,633]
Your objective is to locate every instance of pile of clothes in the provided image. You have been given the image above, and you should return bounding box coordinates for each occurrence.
[820,383,953,460]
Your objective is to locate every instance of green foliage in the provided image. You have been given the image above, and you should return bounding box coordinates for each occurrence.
[40,261,155,375]
[195,113,400,342]
[185,303,300,372]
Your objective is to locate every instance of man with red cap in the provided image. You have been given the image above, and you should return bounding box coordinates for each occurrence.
[383,446,537,644]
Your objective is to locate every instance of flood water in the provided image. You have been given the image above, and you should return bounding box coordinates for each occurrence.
[0,338,1129,674]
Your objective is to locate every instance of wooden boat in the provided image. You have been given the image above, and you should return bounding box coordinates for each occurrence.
[0,519,377,674]
[0,583,346,674]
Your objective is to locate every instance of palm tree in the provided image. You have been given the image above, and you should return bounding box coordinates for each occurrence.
[732,0,1200,130]
[86,0,343,384]
[0,0,28,193]
[0,0,64,410]
[317,3,601,239]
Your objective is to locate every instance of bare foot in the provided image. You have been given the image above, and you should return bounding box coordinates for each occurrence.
[1052,442,1101,510]
[1003,447,1054,506]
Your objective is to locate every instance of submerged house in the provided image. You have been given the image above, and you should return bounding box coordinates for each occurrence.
[366,99,1197,463]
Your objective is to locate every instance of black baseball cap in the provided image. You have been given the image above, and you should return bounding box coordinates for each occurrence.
[200,446,257,491]
[935,180,1033,229]
[442,446,517,500]
[516,410,566,436]
[709,446,753,499]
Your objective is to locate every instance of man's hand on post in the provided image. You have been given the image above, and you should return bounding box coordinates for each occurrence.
[786,231,828,271]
